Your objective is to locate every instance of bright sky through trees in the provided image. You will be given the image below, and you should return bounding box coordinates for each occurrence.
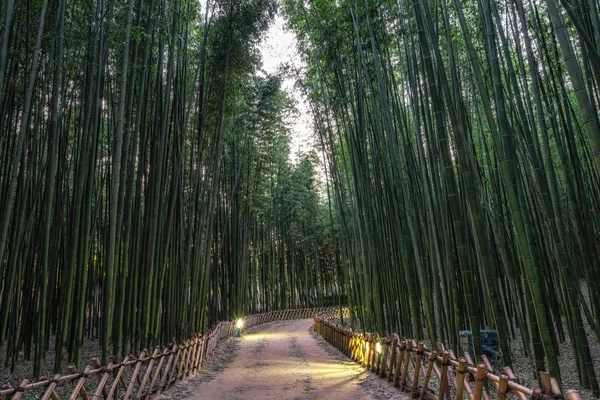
[200,0,318,165]
[259,14,315,164]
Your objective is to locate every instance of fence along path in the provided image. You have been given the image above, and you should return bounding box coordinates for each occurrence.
[314,308,582,400]
[2,306,583,399]
[0,307,334,399]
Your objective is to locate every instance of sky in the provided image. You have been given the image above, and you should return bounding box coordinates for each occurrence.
[258,14,316,165]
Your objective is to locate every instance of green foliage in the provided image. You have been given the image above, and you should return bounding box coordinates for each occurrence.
[0,0,335,379]
[283,0,600,393]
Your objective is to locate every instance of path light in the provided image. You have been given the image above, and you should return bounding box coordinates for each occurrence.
[236,318,244,337]
[375,342,382,354]
[375,341,384,370]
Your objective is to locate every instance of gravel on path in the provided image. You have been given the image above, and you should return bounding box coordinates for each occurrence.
[154,319,407,400]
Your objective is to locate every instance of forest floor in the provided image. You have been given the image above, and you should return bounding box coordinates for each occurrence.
[154,319,407,400]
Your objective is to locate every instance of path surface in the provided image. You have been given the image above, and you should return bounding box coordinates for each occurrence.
[156,319,406,400]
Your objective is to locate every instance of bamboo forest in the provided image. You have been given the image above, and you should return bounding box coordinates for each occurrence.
[1,0,600,397]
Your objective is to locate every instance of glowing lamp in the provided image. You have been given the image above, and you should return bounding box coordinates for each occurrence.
[235,318,244,337]
[375,342,382,354]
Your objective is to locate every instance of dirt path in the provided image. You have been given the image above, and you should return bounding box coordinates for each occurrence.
[156,319,407,400]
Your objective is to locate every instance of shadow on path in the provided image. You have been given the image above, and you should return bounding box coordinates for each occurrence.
[154,319,407,400]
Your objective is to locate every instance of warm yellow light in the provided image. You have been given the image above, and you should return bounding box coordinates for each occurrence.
[236,319,244,329]
[375,342,382,354]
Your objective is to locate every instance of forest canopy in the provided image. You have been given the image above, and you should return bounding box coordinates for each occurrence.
[0,0,337,378]
[1,0,600,395]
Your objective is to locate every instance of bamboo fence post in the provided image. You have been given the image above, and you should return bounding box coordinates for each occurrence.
[352,333,357,361]
[183,339,197,377]
[157,347,176,393]
[348,331,354,358]
[497,373,509,400]
[206,335,212,359]
[446,350,458,397]
[177,343,188,380]
[503,367,526,400]
[420,351,437,399]
[393,341,406,387]
[192,338,199,365]
[365,335,372,369]
[474,363,487,400]
[400,340,413,390]
[198,337,207,369]
[148,348,169,397]
[187,340,197,375]
[481,355,494,373]
[566,390,582,400]
[357,335,363,364]
[373,339,380,374]
[138,348,159,399]
[371,336,378,372]
[68,365,91,400]
[187,339,197,375]
[369,335,375,370]
[412,342,425,397]
[191,338,200,371]
[107,356,130,400]
[379,340,389,377]
[455,358,467,400]
[437,352,450,400]
[479,356,498,394]
[166,346,182,389]
[464,352,475,367]
[359,336,365,367]
[117,358,130,391]
[333,326,337,349]
[540,372,552,393]
[41,375,61,400]
[123,351,144,400]
[11,379,29,400]
[347,331,352,357]
[91,358,111,399]
[92,364,113,400]
[388,337,398,381]
[550,377,561,395]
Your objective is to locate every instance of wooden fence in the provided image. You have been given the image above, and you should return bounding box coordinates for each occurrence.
[0,307,336,399]
[314,309,581,400]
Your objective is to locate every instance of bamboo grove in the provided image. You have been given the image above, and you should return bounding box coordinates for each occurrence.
[0,0,341,379]
[282,0,600,394]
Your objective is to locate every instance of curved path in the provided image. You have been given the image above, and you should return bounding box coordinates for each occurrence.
[156,319,406,400]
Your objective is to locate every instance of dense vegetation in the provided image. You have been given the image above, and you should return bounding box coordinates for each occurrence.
[282,0,600,394]
[1,0,600,395]
[0,0,340,378]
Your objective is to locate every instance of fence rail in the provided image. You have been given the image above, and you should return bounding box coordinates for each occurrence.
[314,309,581,400]
[0,307,336,399]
